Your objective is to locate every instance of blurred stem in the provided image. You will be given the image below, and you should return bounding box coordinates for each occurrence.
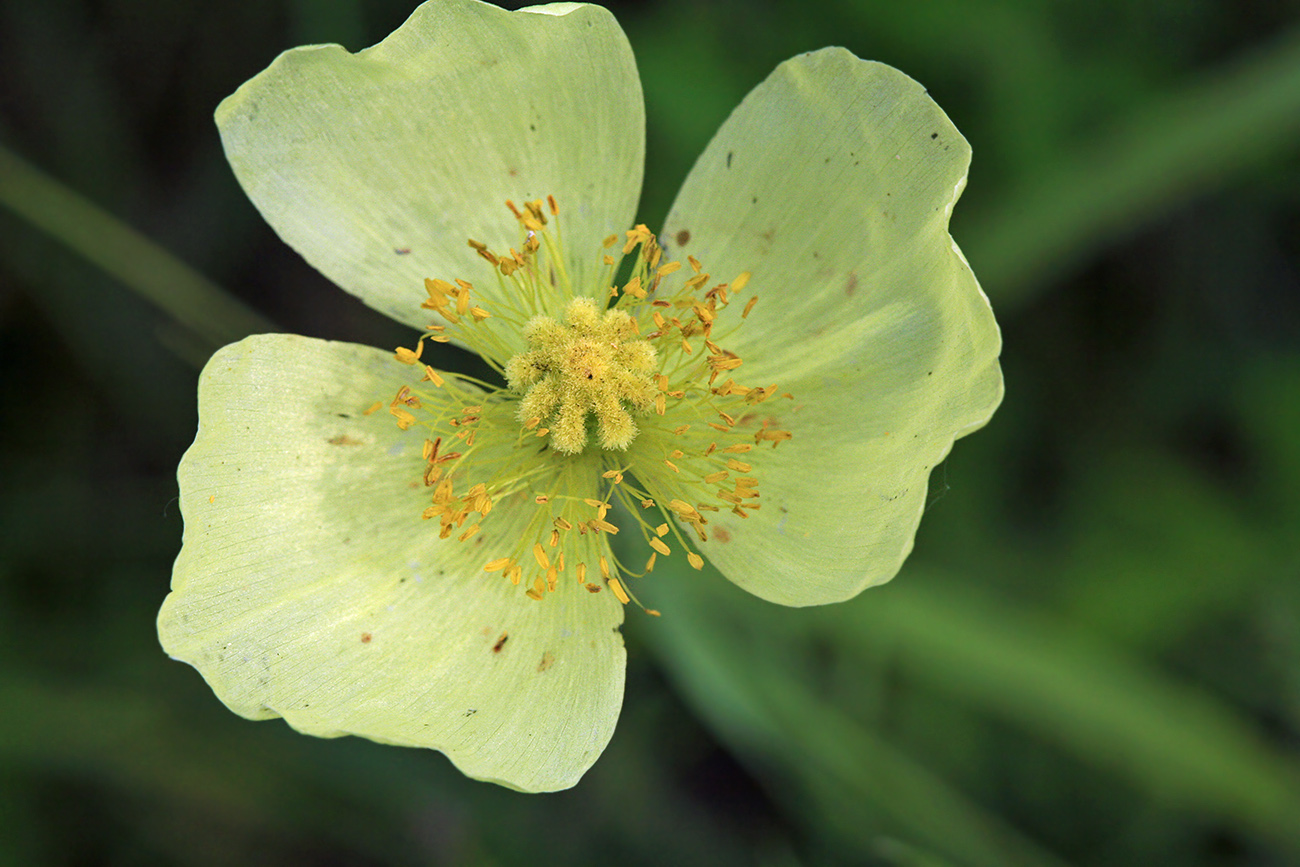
[0,143,274,349]
[968,25,1300,309]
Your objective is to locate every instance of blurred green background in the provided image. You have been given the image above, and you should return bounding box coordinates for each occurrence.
[3,0,1299,864]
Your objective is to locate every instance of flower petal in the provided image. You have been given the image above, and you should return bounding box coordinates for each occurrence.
[158,334,625,791]
[217,0,644,333]
[662,49,1002,605]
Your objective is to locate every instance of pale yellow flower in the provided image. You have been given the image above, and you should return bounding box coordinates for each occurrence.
[158,0,1002,792]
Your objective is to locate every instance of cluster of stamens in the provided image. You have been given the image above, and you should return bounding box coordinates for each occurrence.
[378,197,793,609]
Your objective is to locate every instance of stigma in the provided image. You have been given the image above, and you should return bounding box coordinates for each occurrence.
[505,298,657,453]
[382,197,793,606]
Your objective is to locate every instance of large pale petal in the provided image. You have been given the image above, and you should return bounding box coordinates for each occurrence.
[158,334,625,792]
[217,0,644,335]
[662,49,1002,605]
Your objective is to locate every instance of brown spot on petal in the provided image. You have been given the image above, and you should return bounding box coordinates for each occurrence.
[675,229,691,246]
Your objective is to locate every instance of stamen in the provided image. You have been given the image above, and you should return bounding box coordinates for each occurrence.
[376,196,790,605]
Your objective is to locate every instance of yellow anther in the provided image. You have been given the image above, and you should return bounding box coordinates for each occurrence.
[394,342,423,364]
[649,537,671,556]
[389,406,416,429]
[607,577,630,605]
[687,553,704,570]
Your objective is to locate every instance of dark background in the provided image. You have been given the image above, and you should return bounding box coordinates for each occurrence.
[2,0,1299,865]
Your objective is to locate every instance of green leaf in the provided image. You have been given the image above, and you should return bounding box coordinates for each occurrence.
[833,576,1300,848]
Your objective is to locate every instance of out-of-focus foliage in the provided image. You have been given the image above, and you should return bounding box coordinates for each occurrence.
[2,0,1298,864]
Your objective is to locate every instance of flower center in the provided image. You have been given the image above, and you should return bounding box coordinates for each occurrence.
[380,197,793,607]
[505,298,657,454]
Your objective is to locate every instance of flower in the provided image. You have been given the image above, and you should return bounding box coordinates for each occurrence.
[157,0,1002,793]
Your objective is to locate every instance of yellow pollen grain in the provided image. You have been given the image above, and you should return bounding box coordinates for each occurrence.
[532,543,550,570]
[727,459,753,472]
[664,459,679,473]
[593,518,619,534]
[458,524,480,542]
[655,523,669,537]
[554,517,573,531]
[723,443,752,453]
[484,557,511,572]
[576,562,587,584]
[421,366,444,387]
[549,529,560,548]
[687,552,704,570]
[656,261,682,277]
[508,564,522,585]
[607,577,630,605]
[650,537,671,556]
[646,552,657,572]
[599,556,611,580]
[704,471,729,484]
[687,255,702,273]
[535,494,549,504]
